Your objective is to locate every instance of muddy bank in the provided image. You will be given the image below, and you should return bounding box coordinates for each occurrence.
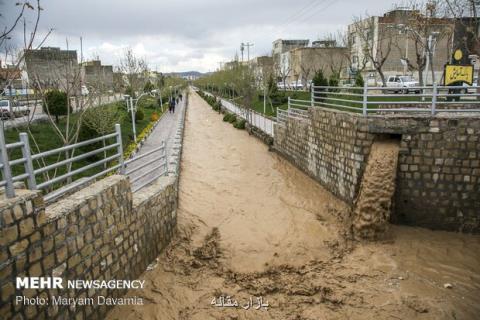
[107,91,480,320]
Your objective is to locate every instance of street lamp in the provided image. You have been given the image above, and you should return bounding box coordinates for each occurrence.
[123,94,137,141]
[424,31,440,85]
[124,90,158,141]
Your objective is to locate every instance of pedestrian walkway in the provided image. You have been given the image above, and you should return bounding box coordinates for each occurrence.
[127,96,186,191]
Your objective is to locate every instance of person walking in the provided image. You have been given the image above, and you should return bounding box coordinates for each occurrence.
[169,97,174,113]
[171,97,176,113]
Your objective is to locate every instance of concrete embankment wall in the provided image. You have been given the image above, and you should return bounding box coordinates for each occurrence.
[0,175,177,319]
[274,108,480,232]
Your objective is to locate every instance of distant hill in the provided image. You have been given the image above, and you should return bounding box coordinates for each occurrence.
[165,71,207,78]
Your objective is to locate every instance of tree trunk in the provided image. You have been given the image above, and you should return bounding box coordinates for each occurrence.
[378,70,387,87]
[418,69,424,86]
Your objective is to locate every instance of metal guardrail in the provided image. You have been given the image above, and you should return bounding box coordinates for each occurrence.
[309,84,480,115]
[277,99,311,126]
[0,123,167,201]
[204,92,275,136]
[125,142,167,193]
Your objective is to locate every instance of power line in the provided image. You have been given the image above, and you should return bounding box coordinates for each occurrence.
[300,0,338,24]
[282,0,321,26]
[277,0,330,36]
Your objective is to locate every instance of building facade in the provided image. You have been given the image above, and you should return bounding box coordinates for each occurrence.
[348,9,455,85]
[272,39,309,80]
[250,56,274,87]
[24,47,79,91]
[288,45,349,86]
[80,60,114,92]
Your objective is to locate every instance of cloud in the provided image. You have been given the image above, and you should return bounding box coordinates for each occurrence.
[0,0,400,72]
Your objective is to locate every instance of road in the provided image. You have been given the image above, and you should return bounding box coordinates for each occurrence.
[1,94,122,129]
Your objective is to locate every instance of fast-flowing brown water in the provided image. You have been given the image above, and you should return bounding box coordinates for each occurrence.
[353,140,400,240]
[107,90,480,320]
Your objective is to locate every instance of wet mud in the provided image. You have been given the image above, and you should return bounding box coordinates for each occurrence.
[107,91,480,320]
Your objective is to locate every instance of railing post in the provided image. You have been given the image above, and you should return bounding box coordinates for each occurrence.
[164,141,168,175]
[362,82,368,116]
[0,127,15,198]
[19,132,37,190]
[163,141,168,175]
[431,83,437,116]
[311,84,314,107]
[115,124,125,174]
[288,96,291,110]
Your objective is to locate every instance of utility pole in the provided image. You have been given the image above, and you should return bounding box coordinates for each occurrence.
[241,42,254,62]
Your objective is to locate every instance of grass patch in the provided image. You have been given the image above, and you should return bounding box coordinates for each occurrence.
[4,96,164,191]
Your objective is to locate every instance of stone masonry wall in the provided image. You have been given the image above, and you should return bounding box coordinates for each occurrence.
[274,107,480,232]
[274,109,375,204]
[0,175,177,319]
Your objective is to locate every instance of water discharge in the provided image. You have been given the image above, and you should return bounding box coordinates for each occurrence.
[107,91,480,320]
[353,140,400,240]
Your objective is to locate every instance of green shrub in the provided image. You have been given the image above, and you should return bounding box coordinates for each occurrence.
[135,109,145,121]
[223,113,232,122]
[228,115,237,123]
[42,89,70,123]
[312,70,328,102]
[234,119,246,129]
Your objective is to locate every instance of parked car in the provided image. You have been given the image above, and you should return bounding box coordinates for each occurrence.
[386,75,421,94]
[462,77,478,94]
[290,81,304,90]
[0,99,30,119]
[81,85,89,96]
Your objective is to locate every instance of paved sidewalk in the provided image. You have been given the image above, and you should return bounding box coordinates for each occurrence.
[127,98,186,191]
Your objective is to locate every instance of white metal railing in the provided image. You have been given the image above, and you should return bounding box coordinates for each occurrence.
[204,91,275,137]
[308,84,480,115]
[0,123,167,201]
[275,98,312,126]
[125,141,167,193]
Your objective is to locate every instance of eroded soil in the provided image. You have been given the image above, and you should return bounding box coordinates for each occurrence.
[107,91,480,320]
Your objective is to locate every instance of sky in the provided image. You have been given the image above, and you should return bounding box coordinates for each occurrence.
[1,0,401,73]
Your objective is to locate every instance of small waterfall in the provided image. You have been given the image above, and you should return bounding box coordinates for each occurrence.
[353,140,400,240]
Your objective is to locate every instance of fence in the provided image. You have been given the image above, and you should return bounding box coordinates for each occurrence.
[207,93,276,137]
[309,84,480,115]
[124,142,167,193]
[277,104,310,126]
[0,123,167,202]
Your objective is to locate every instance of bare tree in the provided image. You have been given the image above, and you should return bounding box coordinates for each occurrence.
[443,0,479,95]
[394,1,454,85]
[352,15,397,86]
[119,48,149,96]
[275,53,291,91]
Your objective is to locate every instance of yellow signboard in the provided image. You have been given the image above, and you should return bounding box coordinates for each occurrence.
[444,65,474,86]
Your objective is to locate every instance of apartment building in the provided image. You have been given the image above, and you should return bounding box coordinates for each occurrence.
[80,60,114,92]
[348,8,455,85]
[24,47,79,91]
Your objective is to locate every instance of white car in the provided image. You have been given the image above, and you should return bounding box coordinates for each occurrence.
[386,75,421,94]
[462,77,478,94]
[81,85,89,96]
[290,82,304,90]
[0,100,30,119]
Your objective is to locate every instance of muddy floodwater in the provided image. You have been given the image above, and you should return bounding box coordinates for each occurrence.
[107,91,480,320]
